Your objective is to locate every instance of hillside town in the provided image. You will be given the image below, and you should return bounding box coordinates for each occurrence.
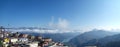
[0,26,68,47]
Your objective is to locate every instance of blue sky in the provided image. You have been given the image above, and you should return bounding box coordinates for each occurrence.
[0,0,120,31]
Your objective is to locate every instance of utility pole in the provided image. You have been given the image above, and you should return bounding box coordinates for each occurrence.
[0,26,2,33]
[0,26,5,39]
[0,26,5,47]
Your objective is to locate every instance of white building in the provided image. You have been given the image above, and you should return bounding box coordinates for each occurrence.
[10,38,18,43]
[19,38,28,42]
[0,34,3,38]
[26,42,38,47]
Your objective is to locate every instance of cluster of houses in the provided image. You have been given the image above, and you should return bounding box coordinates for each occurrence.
[0,27,68,47]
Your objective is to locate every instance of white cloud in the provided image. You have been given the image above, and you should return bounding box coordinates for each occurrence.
[48,16,70,33]
[57,18,69,29]
[49,16,55,27]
